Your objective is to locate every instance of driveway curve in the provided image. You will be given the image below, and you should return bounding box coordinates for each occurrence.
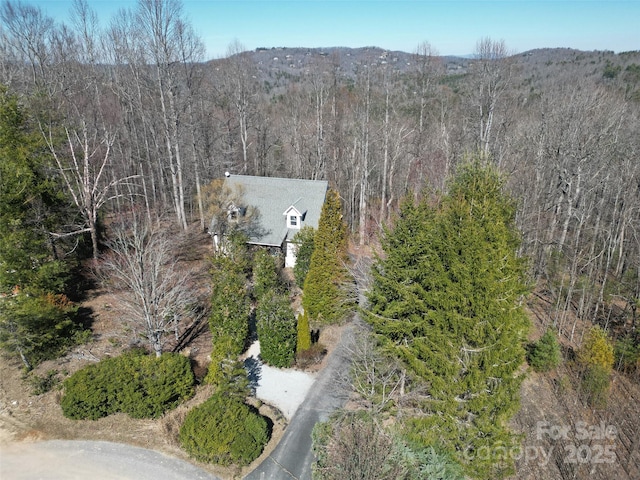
[244,321,355,480]
[0,440,220,480]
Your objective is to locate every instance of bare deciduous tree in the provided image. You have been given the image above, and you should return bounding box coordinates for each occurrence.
[44,122,138,258]
[97,216,203,356]
[336,325,406,413]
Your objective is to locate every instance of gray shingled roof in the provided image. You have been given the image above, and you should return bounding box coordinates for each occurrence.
[224,175,328,247]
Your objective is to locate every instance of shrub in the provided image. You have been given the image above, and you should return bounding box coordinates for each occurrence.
[256,293,297,368]
[292,226,316,287]
[614,334,640,374]
[577,326,615,408]
[528,328,562,372]
[296,342,327,369]
[581,364,611,408]
[204,336,250,397]
[61,351,194,420]
[312,411,464,480]
[0,292,84,370]
[179,393,270,466]
[252,249,282,300]
[209,252,250,357]
[26,369,61,395]
[578,326,614,370]
[296,311,311,352]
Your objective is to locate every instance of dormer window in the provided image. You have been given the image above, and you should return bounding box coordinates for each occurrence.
[284,205,303,229]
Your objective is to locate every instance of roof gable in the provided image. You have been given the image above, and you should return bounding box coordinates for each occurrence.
[283,205,303,217]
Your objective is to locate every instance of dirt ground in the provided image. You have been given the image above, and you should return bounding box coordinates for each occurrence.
[510,296,640,480]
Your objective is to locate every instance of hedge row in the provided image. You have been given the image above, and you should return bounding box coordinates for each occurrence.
[61,350,195,420]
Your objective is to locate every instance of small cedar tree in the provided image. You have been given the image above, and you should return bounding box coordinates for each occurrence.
[252,249,282,300]
[578,326,614,370]
[256,292,297,368]
[578,326,614,407]
[292,226,316,287]
[209,238,251,358]
[296,311,312,352]
[528,328,562,372]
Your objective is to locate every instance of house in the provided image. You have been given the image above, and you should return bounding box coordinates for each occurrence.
[210,174,328,268]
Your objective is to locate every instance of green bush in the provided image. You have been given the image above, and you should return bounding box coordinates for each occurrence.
[256,293,297,368]
[26,369,61,395]
[614,334,640,373]
[179,393,270,466]
[581,364,611,408]
[209,251,250,357]
[578,326,614,370]
[252,249,282,300]
[292,226,316,287]
[61,350,194,420]
[0,292,84,370]
[528,328,562,372]
[296,311,311,352]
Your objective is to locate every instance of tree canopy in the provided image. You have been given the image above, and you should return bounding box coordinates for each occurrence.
[0,87,85,369]
[365,160,530,479]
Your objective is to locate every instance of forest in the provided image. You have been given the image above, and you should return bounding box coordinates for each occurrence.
[1,0,640,478]
[2,0,639,338]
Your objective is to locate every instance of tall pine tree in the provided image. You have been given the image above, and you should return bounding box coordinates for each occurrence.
[0,87,71,294]
[366,160,530,479]
[0,88,86,370]
[302,189,354,324]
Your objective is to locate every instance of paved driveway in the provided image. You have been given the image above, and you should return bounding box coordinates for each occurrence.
[0,440,220,480]
[244,322,355,480]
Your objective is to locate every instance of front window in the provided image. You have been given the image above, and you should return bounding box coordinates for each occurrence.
[289,215,298,227]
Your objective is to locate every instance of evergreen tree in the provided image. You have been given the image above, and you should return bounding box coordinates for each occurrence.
[256,292,297,368]
[252,249,282,300]
[0,88,85,369]
[252,248,298,367]
[528,327,562,372]
[292,226,316,287]
[577,326,614,407]
[302,189,354,324]
[296,311,312,352]
[578,326,614,370]
[0,293,81,370]
[208,236,251,358]
[365,160,530,479]
[0,87,70,294]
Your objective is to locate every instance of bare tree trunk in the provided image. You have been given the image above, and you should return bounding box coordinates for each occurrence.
[358,69,371,246]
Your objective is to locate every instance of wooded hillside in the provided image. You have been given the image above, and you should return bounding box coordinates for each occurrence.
[1,0,639,477]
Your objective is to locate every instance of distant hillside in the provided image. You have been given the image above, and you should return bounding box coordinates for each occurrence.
[211,46,640,96]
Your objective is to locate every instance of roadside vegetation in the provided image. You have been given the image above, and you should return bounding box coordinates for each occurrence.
[61,349,195,420]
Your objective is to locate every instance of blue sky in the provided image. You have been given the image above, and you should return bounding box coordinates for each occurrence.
[27,1,640,59]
